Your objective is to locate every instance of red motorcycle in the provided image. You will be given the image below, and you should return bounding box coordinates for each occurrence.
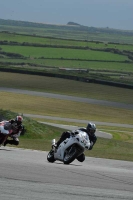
[0,121,13,146]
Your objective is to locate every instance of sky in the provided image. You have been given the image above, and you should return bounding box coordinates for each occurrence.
[0,0,133,30]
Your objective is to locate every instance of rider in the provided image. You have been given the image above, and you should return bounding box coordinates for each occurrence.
[53,122,97,162]
[3,115,23,146]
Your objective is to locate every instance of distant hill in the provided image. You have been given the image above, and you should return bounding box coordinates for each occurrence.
[67,22,81,26]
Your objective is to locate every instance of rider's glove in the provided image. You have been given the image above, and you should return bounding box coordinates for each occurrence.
[71,132,75,137]
[85,145,90,150]
[89,146,93,150]
[71,131,79,136]
[89,141,94,150]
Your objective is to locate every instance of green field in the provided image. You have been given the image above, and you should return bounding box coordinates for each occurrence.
[0,30,133,86]
[1,45,129,61]
[1,32,133,51]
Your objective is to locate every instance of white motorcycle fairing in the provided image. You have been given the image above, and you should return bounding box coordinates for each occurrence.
[47,130,90,164]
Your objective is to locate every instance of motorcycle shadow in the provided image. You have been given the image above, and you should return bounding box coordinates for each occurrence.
[54,161,82,167]
[0,148,12,151]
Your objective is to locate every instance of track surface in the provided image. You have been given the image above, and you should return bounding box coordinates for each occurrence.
[0,147,133,200]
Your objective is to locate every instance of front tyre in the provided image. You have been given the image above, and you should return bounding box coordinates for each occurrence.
[47,150,56,163]
[63,145,78,164]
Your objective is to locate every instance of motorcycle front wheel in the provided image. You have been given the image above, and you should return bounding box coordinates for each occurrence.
[47,150,56,163]
[63,145,78,164]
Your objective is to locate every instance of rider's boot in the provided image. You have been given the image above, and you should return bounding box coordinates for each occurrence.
[4,139,15,146]
[3,140,8,146]
[51,139,57,151]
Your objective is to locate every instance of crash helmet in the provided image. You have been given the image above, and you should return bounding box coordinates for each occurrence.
[15,116,23,126]
[86,122,96,136]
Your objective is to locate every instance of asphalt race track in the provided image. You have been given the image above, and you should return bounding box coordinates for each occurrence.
[0,147,133,200]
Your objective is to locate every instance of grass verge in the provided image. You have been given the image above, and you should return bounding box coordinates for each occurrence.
[0,91,133,124]
[0,72,133,104]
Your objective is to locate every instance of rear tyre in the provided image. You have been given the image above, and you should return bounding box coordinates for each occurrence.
[47,150,56,163]
[63,145,78,164]
[0,133,7,145]
[76,153,85,162]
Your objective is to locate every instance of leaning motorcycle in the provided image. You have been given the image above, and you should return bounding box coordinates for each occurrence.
[47,130,90,165]
[0,121,13,145]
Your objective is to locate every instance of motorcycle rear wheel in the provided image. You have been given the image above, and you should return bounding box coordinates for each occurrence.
[47,150,56,163]
[63,145,78,164]
[0,133,8,145]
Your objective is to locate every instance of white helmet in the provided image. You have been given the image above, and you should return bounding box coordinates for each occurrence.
[15,116,23,125]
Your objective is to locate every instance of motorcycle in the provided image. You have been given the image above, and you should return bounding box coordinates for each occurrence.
[0,121,13,146]
[47,130,90,164]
